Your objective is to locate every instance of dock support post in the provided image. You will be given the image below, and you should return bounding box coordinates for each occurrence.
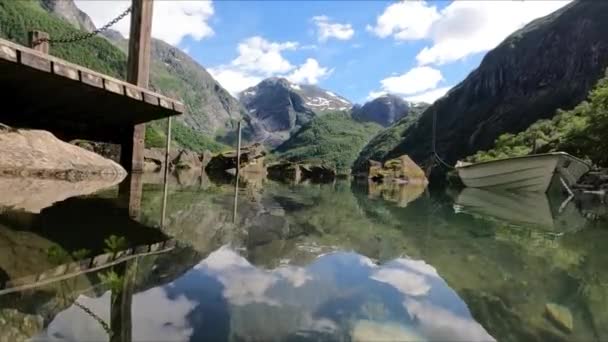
[28,31,49,54]
[122,0,154,173]
[161,117,171,228]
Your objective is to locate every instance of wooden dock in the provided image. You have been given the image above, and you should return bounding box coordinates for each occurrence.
[0,37,183,143]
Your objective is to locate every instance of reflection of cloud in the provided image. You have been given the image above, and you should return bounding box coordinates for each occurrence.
[38,288,196,341]
[276,267,312,288]
[371,268,430,296]
[197,246,311,306]
[393,259,439,278]
[351,320,424,342]
[404,299,495,342]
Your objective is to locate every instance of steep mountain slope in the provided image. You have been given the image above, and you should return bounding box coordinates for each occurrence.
[356,0,608,174]
[352,94,428,127]
[16,0,248,150]
[274,112,381,174]
[240,78,352,146]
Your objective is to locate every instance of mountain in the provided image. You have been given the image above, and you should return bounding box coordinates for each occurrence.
[352,94,428,127]
[12,0,248,152]
[240,78,352,146]
[355,0,608,175]
[274,112,381,174]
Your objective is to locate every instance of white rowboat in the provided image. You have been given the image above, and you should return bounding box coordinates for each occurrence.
[456,152,590,193]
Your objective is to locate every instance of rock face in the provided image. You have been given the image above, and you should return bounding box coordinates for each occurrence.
[0,127,126,181]
[353,94,427,127]
[267,162,336,183]
[356,1,608,175]
[240,77,352,146]
[40,0,95,32]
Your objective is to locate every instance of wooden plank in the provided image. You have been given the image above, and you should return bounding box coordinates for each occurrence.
[125,85,143,100]
[81,70,103,88]
[142,91,159,105]
[159,97,172,109]
[0,44,17,62]
[104,78,125,95]
[20,50,51,72]
[52,61,79,81]
[173,101,185,113]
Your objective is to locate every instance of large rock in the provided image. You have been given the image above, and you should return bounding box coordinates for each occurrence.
[206,143,266,174]
[172,149,203,170]
[0,127,126,181]
[368,155,427,185]
[356,1,608,176]
[267,162,302,183]
[300,164,336,183]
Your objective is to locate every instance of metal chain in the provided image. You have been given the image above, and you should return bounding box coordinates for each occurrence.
[73,300,113,337]
[36,6,131,45]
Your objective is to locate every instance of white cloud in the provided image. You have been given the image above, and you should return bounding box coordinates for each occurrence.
[232,36,298,75]
[371,268,430,296]
[211,37,331,95]
[380,66,443,95]
[416,1,570,65]
[208,68,262,96]
[287,58,332,85]
[404,86,452,104]
[312,16,355,42]
[366,1,439,40]
[75,0,215,46]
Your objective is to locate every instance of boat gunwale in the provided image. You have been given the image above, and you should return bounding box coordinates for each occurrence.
[455,152,591,170]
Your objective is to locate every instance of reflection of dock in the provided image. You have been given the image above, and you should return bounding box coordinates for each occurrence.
[0,240,176,296]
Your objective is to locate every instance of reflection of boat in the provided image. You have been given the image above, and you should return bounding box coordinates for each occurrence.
[456,152,590,192]
[454,188,587,232]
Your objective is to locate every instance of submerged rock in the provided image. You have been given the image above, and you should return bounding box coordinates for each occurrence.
[545,303,573,333]
[0,127,126,181]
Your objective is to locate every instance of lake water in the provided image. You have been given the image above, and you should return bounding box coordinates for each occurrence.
[0,173,607,341]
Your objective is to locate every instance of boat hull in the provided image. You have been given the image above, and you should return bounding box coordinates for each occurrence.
[457,153,590,193]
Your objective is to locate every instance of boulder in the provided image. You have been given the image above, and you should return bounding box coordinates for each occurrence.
[70,140,121,162]
[368,155,427,185]
[267,162,301,183]
[206,143,266,174]
[0,127,126,181]
[545,303,573,333]
[300,164,336,182]
[172,149,202,170]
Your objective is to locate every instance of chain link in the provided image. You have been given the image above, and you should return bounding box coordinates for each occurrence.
[36,6,131,45]
[73,300,113,336]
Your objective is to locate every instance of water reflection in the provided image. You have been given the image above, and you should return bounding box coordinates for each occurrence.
[0,174,606,341]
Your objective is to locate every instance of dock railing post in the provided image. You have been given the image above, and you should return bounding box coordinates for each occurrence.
[28,30,49,54]
[161,117,171,228]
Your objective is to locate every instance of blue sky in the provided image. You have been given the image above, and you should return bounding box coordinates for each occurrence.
[76,0,570,104]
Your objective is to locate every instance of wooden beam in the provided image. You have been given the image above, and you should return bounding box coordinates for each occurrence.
[124,0,154,173]
[28,31,49,54]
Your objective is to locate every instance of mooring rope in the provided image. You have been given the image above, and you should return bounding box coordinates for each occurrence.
[432,108,455,169]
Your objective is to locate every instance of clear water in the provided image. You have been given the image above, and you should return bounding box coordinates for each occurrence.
[0,174,607,341]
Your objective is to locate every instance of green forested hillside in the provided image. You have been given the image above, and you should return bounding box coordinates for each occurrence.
[0,0,230,153]
[274,112,382,174]
[468,72,608,166]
